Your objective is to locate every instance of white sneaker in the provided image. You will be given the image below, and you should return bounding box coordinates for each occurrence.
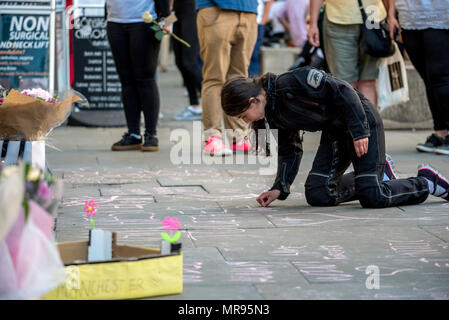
[173,106,202,121]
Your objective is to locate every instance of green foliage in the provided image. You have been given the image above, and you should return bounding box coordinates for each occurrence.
[155,30,164,41]
[171,231,181,242]
[160,231,181,243]
[161,232,172,242]
[22,198,29,221]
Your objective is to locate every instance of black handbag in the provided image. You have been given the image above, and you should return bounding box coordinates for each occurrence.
[358,0,395,58]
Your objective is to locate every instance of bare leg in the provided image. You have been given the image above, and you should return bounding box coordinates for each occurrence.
[435,129,448,138]
[357,79,378,108]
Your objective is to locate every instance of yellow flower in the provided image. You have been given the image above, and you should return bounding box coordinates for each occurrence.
[27,167,41,181]
[1,166,18,179]
[142,11,153,23]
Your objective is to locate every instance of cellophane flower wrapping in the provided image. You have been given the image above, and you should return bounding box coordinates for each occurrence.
[0,89,81,141]
[0,164,66,300]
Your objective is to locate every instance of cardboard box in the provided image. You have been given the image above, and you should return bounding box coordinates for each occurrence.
[42,233,182,300]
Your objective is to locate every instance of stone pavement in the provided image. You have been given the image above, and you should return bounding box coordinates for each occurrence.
[47,60,449,300]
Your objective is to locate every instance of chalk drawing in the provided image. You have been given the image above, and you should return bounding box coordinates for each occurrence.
[186,229,247,242]
[320,245,347,260]
[237,205,280,213]
[388,240,441,257]
[355,265,417,276]
[292,261,353,282]
[419,258,449,268]
[227,262,277,283]
[183,261,203,283]
[62,196,155,214]
[270,245,307,257]
[156,193,261,202]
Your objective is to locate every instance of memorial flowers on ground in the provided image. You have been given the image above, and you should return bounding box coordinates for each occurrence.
[0,162,65,299]
[0,88,81,141]
[22,163,63,219]
[161,216,181,243]
[84,200,98,230]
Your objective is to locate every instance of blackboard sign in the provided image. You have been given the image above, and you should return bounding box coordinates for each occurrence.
[0,13,49,89]
[72,15,122,110]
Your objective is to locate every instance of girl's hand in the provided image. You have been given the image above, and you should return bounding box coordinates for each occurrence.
[354,137,369,157]
[257,189,281,207]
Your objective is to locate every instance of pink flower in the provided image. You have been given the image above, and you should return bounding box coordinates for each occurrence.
[161,216,181,232]
[84,200,98,217]
[37,181,51,201]
[21,88,57,103]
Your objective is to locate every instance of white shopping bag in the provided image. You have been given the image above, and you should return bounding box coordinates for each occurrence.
[0,141,45,170]
[376,42,409,110]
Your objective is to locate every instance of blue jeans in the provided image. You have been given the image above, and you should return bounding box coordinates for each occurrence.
[248,24,265,77]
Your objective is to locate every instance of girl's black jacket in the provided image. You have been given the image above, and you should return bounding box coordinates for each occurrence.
[263,67,372,200]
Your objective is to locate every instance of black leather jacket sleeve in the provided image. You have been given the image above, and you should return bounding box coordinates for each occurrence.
[155,0,171,19]
[269,129,303,200]
[288,67,370,141]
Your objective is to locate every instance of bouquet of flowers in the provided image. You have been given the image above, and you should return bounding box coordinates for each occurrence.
[0,88,81,141]
[0,85,8,106]
[0,162,65,299]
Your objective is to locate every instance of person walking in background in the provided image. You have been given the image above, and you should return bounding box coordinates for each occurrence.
[197,0,258,156]
[277,0,309,48]
[248,0,274,77]
[387,0,449,155]
[267,0,287,47]
[107,0,170,152]
[172,0,204,121]
[308,0,387,108]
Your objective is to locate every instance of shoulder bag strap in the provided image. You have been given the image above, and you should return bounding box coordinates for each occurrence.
[357,0,368,22]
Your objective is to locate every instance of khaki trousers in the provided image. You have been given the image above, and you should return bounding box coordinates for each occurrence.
[197,6,257,142]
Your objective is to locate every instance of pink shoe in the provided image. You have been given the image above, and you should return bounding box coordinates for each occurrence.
[203,135,232,156]
[232,140,252,152]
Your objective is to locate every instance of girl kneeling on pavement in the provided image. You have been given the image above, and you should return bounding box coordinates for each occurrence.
[221,67,449,208]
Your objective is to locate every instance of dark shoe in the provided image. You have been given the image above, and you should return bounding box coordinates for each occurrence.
[141,132,159,152]
[416,133,444,153]
[434,135,449,156]
[111,132,142,151]
[384,153,398,180]
[418,164,449,201]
